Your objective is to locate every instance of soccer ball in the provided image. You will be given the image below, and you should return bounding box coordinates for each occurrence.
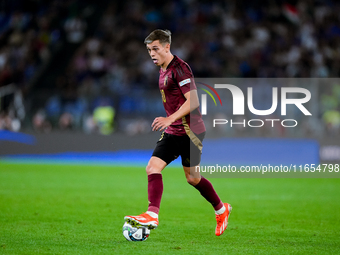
[122,222,150,241]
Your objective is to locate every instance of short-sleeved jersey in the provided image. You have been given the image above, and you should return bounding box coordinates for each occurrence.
[158,55,206,136]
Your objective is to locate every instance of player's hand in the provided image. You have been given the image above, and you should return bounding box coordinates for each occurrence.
[151,117,174,132]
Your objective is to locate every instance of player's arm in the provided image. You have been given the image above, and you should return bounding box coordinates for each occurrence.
[151,90,199,132]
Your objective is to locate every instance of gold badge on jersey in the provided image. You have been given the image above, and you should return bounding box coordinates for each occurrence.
[164,75,168,87]
[161,89,166,103]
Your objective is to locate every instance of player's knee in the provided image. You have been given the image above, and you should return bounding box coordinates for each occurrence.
[146,163,159,175]
[146,164,153,175]
[187,176,201,186]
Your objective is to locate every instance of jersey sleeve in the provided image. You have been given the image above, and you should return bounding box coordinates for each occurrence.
[174,62,197,95]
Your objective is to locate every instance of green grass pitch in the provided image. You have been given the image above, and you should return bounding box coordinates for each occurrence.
[0,162,340,254]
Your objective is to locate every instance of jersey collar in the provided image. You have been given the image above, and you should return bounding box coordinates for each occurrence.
[166,55,177,70]
[160,55,177,74]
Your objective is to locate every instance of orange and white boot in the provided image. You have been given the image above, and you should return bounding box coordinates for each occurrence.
[124,212,159,229]
[215,203,232,236]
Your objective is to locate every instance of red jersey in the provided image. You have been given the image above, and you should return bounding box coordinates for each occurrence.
[158,55,206,136]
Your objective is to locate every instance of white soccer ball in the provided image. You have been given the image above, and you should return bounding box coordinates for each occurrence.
[122,222,150,241]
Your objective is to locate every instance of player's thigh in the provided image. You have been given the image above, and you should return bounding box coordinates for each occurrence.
[179,132,205,167]
[146,156,167,175]
[151,132,179,167]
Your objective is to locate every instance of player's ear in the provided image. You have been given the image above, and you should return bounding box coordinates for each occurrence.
[165,43,170,52]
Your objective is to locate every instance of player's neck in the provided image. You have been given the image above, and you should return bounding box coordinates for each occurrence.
[161,54,174,71]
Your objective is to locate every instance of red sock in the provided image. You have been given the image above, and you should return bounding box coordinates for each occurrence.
[147,173,163,214]
[193,176,223,211]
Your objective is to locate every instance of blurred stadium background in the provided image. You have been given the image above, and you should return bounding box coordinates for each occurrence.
[0,0,340,162]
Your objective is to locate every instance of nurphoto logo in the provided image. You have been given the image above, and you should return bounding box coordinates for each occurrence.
[198,83,312,128]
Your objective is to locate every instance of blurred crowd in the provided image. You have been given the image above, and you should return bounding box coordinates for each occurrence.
[0,0,88,132]
[66,0,340,88]
[320,84,340,136]
[1,0,340,137]
[0,1,58,89]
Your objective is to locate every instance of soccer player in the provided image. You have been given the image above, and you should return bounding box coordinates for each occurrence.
[124,29,231,236]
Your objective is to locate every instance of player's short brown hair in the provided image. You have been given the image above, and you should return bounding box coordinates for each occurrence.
[144,29,171,45]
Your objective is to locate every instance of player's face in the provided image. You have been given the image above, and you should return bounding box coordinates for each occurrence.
[146,40,169,67]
